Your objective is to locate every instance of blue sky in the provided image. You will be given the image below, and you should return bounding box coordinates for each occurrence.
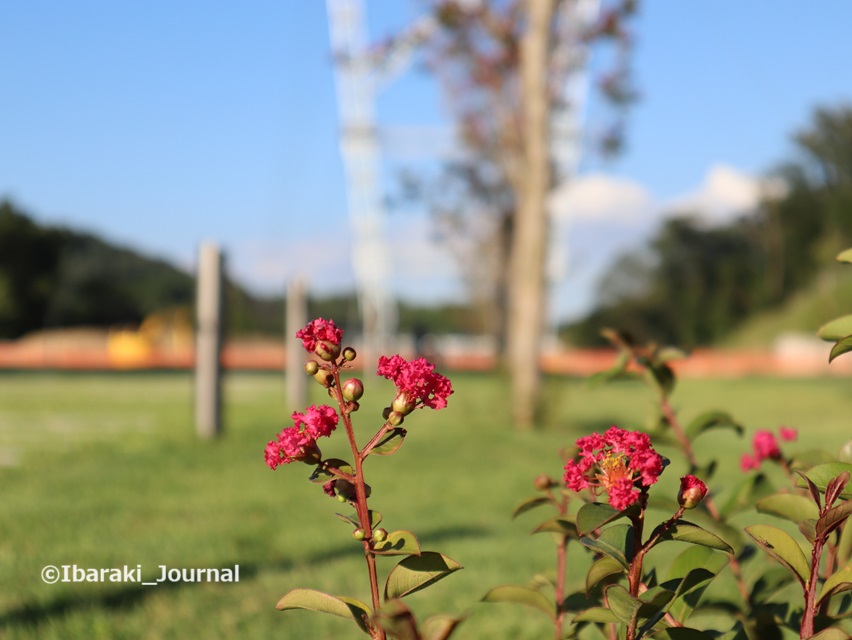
[2,2,852,322]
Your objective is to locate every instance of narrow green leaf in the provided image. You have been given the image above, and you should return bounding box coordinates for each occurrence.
[799,518,817,544]
[481,585,556,619]
[580,523,634,570]
[422,613,467,640]
[603,584,641,624]
[531,517,577,536]
[576,502,634,536]
[586,556,625,593]
[817,315,852,342]
[373,530,421,556]
[838,513,852,564]
[745,524,810,586]
[648,521,733,554]
[309,458,354,484]
[647,363,676,397]
[799,463,852,499]
[817,501,852,538]
[809,627,852,640]
[512,496,552,519]
[836,247,852,263]
[276,588,372,635]
[829,335,852,363]
[684,411,743,441]
[756,493,820,524]
[817,561,852,605]
[384,552,462,600]
[334,512,359,527]
[368,427,407,456]
[572,607,619,623]
[666,547,728,623]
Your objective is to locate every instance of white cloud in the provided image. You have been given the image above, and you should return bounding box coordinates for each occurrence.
[664,164,764,224]
[549,173,655,224]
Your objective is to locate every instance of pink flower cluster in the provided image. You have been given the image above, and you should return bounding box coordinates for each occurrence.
[264,405,339,470]
[296,318,343,353]
[563,426,664,510]
[740,427,797,472]
[377,355,453,411]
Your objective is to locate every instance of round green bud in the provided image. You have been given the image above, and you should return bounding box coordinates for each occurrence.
[315,340,341,362]
[391,392,416,416]
[343,347,357,361]
[352,528,366,541]
[387,411,405,427]
[304,360,319,376]
[372,528,388,543]
[313,369,334,388]
[337,494,347,503]
[342,378,364,402]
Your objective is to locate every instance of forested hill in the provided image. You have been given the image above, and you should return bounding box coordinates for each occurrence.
[0,201,296,339]
[564,104,852,348]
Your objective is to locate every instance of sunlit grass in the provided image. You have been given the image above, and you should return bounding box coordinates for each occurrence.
[0,371,850,638]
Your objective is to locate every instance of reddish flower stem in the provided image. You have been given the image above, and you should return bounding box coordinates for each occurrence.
[330,365,385,640]
[801,534,827,638]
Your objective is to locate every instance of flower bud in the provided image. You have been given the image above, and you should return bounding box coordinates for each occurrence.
[391,391,416,416]
[313,369,334,388]
[304,360,319,376]
[677,475,707,510]
[346,401,360,413]
[343,347,357,361]
[373,528,388,543]
[315,340,341,362]
[353,528,366,541]
[534,474,556,491]
[387,411,405,427]
[342,378,364,402]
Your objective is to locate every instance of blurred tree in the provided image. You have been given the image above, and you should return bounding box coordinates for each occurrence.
[385,0,637,427]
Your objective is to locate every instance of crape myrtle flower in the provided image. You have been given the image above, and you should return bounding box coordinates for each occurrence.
[264,404,339,470]
[296,318,344,360]
[563,426,664,511]
[678,475,708,510]
[377,355,453,414]
[740,427,798,472]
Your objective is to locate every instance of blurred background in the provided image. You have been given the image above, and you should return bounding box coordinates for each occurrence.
[2,2,852,638]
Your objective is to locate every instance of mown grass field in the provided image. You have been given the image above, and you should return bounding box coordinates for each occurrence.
[1,370,851,639]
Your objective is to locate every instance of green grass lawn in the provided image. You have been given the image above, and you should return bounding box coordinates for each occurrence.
[0,370,850,639]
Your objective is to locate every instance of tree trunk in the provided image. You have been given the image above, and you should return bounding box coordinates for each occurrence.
[507,0,554,429]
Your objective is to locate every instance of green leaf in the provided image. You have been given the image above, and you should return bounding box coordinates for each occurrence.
[585,556,625,593]
[829,335,852,363]
[684,411,743,441]
[576,502,634,536]
[422,613,467,640]
[334,512,359,527]
[276,588,372,635]
[818,561,852,605]
[665,547,728,623]
[580,523,634,570]
[799,463,852,499]
[649,629,715,640]
[720,472,775,518]
[817,500,852,538]
[838,513,852,563]
[603,584,641,624]
[481,585,556,619]
[648,521,733,554]
[745,524,811,586]
[817,314,852,342]
[373,530,422,556]
[384,552,462,600]
[646,363,676,397]
[572,607,619,624]
[531,517,577,537]
[373,599,418,640]
[333,509,383,530]
[512,496,552,519]
[368,427,407,456]
[799,518,817,544]
[809,628,852,640]
[756,493,820,524]
[836,247,852,263]
[309,458,354,484]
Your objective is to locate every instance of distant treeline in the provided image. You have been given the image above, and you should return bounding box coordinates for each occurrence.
[0,201,481,340]
[562,104,852,347]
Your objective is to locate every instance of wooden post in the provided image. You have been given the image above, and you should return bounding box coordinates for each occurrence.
[195,243,223,439]
[285,278,307,409]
